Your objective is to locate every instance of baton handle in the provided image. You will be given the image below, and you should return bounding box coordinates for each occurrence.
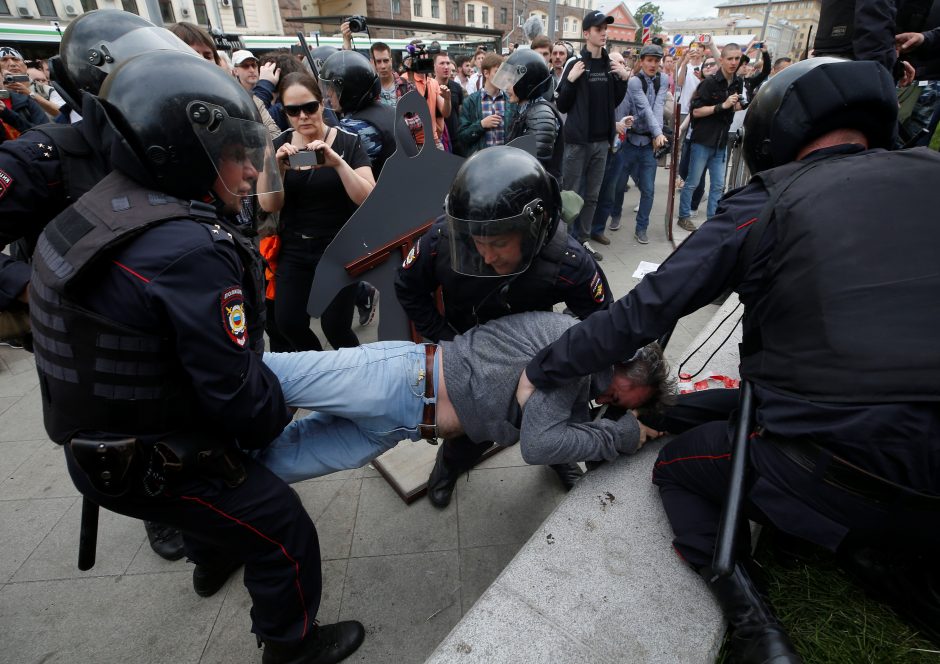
[712,380,754,577]
[77,496,99,571]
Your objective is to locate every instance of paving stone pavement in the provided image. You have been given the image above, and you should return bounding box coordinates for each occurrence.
[0,168,716,664]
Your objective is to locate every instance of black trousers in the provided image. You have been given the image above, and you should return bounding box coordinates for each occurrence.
[65,445,322,645]
[274,238,359,351]
[652,420,940,569]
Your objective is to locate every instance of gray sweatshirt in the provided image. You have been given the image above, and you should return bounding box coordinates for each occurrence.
[440,311,641,465]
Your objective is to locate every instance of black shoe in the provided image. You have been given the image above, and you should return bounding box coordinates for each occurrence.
[549,463,584,491]
[356,283,378,327]
[262,621,365,664]
[838,545,940,646]
[426,446,462,508]
[192,558,243,597]
[701,563,803,664]
[144,520,185,561]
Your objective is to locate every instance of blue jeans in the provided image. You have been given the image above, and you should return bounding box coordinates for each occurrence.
[621,141,657,233]
[590,147,626,236]
[679,142,727,220]
[255,342,437,483]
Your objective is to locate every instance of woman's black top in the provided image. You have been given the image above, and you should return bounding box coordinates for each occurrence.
[274,127,371,241]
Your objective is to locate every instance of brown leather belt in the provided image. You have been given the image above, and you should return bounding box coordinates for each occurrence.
[419,344,438,443]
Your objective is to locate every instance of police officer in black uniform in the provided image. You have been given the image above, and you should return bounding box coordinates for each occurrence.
[29,50,365,664]
[0,9,200,561]
[395,146,612,508]
[498,49,565,179]
[317,50,397,178]
[518,57,940,662]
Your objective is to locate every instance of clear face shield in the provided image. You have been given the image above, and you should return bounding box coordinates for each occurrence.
[446,198,547,277]
[488,61,527,92]
[188,101,282,198]
[317,75,343,110]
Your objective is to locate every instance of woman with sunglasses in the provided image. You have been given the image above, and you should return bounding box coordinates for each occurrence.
[260,72,375,352]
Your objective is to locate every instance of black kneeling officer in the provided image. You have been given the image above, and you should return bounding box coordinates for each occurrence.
[29,50,364,664]
[518,57,940,662]
[395,146,611,507]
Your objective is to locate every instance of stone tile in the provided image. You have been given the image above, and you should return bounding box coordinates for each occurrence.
[0,497,75,583]
[340,550,461,664]
[294,478,362,561]
[0,572,220,664]
[458,543,522,613]
[351,477,458,558]
[0,385,49,442]
[0,396,17,417]
[0,439,43,484]
[473,443,526,470]
[3,351,36,376]
[0,439,78,500]
[13,497,147,582]
[0,365,39,398]
[455,465,567,549]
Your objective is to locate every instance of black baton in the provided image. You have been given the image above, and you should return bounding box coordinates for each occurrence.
[712,379,754,577]
[78,496,99,571]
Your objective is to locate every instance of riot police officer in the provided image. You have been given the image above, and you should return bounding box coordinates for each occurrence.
[29,51,365,663]
[496,48,565,178]
[0,9,198,561]
[518,57,940,662]
[318,50,397,177]
[395,146,612,508]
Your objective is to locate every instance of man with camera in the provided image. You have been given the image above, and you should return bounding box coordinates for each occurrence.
[676,43,744,229]
[0,47,47,142]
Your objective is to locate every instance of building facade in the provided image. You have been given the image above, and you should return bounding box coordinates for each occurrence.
[715,0,819,58]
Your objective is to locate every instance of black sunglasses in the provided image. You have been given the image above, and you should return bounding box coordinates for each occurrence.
[284,100,321,117]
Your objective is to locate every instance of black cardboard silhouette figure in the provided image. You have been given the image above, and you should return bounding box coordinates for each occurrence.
[307,88,537,341]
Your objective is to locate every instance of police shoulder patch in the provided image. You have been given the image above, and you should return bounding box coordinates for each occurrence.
[0,169,12,202]
[220,286,248,347]
[402,242,420,269]
[590,271,605,303]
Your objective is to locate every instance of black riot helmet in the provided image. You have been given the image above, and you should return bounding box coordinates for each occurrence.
[742,57,898,174]
[53,9,194,109]
[96,50,281,204]
[446,147,560,277]
[308,45,338,76]
[317,50,380,113]
[490,48,552,101]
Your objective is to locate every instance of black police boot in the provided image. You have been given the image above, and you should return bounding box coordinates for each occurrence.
[701,563,803,664]
[838,544,940,646]
[549,463,584,491]
[144,520,185,561]
[261,621,365,664]
[192,558,243,598]
[427,445,463,509]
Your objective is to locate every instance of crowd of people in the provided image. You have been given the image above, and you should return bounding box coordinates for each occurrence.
[2,6,940,664]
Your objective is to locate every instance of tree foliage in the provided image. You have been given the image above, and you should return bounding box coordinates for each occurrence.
[632,2,664,34]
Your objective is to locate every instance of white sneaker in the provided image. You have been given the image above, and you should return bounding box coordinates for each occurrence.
[633,204,639,213]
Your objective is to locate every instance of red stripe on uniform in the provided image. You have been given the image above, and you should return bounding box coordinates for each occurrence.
[736,217,758,230]
[179,494,310,640]
[557,275,574,285]
[654,453,731,468]
[112,260,151,283]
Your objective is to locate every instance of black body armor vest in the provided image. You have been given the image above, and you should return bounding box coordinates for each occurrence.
[29,172,266,443]
[350,102,397,178]
[739,147,940,403]
[435,220,573,334]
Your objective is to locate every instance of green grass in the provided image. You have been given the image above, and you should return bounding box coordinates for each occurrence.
[716,540,940,663]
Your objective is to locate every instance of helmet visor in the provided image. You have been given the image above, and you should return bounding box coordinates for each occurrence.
[488,62,526,91]
[189,102,282,196]
[317,76,343,110]
[446,199,546,277]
